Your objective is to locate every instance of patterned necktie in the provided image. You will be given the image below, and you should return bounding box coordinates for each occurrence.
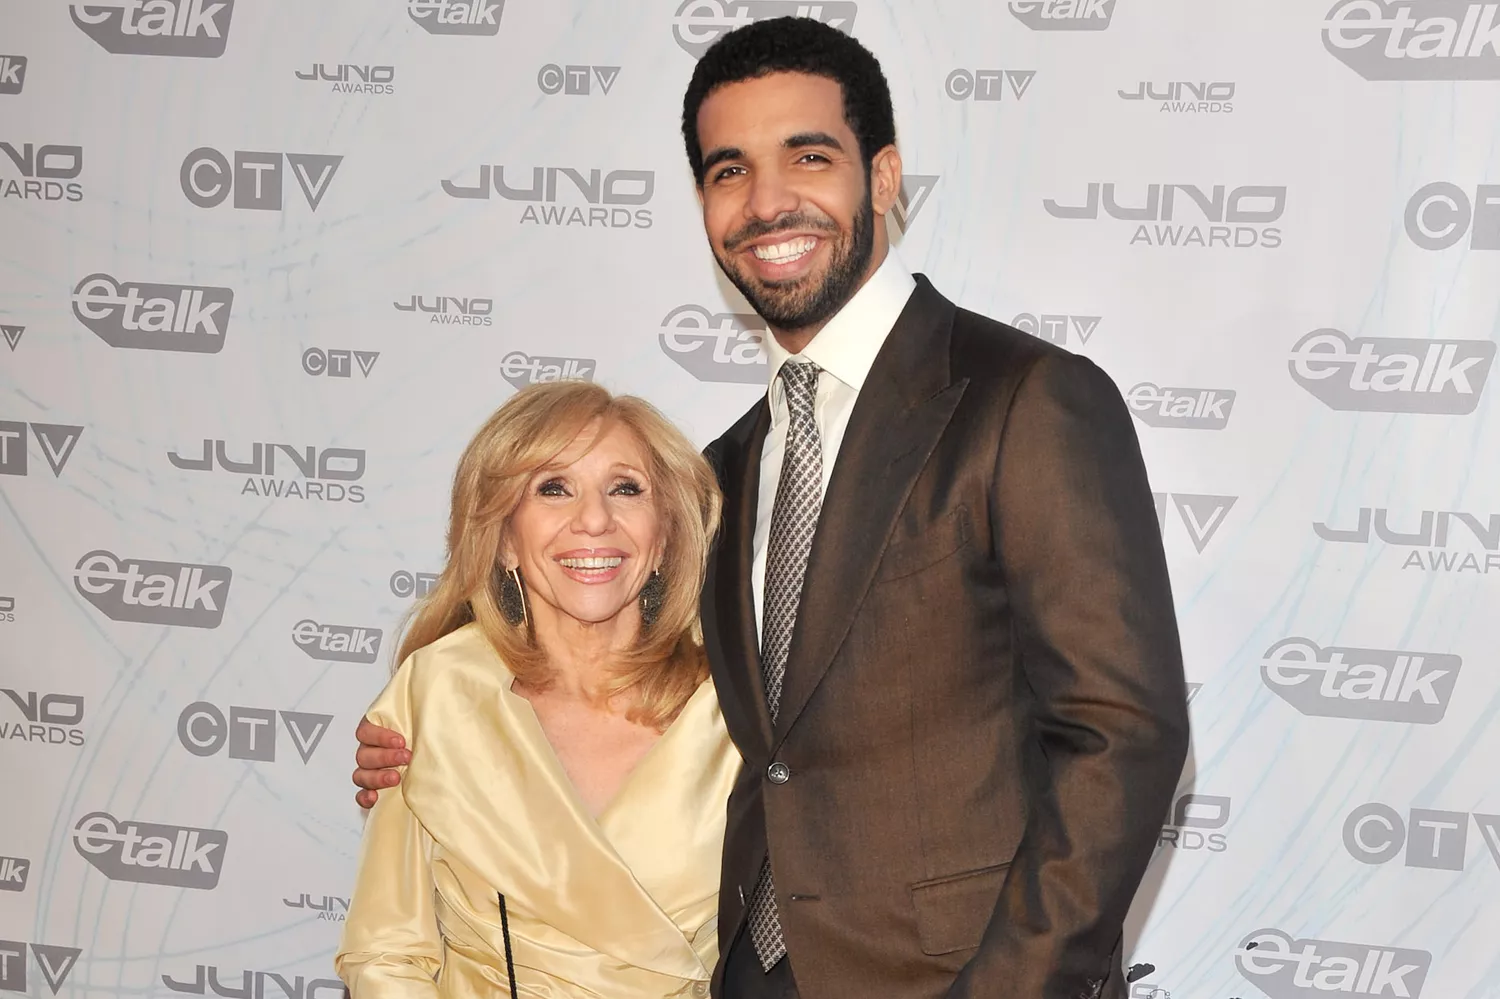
[748,359,823,972]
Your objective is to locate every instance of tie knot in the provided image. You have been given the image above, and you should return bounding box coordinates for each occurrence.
[779,360,821,417]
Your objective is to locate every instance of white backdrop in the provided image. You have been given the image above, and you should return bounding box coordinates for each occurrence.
[2,3,1498,999]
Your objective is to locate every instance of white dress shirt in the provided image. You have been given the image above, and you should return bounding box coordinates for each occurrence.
[751,252,918,638]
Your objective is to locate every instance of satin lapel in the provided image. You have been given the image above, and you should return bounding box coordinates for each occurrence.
[703,401,773,756]
[772,279,968,746]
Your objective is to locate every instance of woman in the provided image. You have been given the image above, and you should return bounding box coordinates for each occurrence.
[334,381,737,999]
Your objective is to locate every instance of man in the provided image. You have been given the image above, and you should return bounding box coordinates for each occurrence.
[354,17,1188,999]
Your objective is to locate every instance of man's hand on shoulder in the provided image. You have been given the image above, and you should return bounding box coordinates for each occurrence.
[352,717,410,808]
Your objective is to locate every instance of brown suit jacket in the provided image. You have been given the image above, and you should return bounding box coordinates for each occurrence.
[701,276,1190,999]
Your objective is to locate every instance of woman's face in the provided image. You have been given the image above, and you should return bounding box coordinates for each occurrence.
[505,420,664,634]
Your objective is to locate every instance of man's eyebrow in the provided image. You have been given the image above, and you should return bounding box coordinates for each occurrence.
[701,146,743,175]
[783,131,844,151]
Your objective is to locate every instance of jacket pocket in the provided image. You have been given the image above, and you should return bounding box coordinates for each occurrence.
[909,861,1009,956]
[877,505,971,582]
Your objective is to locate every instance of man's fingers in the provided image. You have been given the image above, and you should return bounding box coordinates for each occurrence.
[352,764,404,790]
[354,717,407,750]
[355,788,378,809]
[354,744,411,770]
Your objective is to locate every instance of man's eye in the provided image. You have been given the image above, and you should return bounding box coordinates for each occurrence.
[712,165,745,182]
[798,153,829,164]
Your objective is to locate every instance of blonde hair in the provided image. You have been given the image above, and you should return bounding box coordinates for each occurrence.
[393,381,722,729]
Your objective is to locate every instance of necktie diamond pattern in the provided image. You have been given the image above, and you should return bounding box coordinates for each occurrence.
[748,359,823,972]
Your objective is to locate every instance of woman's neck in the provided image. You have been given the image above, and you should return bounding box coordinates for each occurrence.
[525,607,638,703]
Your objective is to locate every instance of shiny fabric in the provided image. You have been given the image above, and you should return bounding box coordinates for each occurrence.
[335,623,741,999]
[700,276,1190,999]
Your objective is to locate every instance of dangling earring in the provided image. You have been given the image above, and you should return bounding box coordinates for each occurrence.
[638,569,666,629]
[499,566,528,627]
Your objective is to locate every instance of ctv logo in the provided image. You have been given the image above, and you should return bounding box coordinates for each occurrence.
[1324,0,1500,80]
[1404,182,1500,250]
[672,1,856,59]
[390,569,439,599]
[74,550,232,628]
[0,55,27,95]
[0,857,30,892]
[891,174,937,234]
[0,421,83,477]
[72,273,234,353]
[1260,637,1460,724]
[1153,492,1237,552]
[1344,803,1500,870]
[0,942,81,995]
[442,164,654,229]
[408,0,504,35]
[2,325,23,351]
[1235,928,1431,998]
[73,812,227,889]
[181,148,343,212]
[1009,0,1116,31]
[302,348,379,379]
[944,69,1037,102]
[501,352,595,389]
[1013,313,1102,346]
[1288,329,1494,414]
[537,64,620,95]
[71,1,235,57]
[292,620,383,664]
[177,703,332,763]
[659,305,768,384]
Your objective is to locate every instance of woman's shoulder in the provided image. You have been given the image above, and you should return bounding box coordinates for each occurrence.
[369,624,510,728]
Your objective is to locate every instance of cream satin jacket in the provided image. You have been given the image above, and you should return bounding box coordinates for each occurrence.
[335,624,741,999]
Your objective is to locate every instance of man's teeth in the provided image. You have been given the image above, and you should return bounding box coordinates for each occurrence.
[558,556,623,569]
[752,237,816,263]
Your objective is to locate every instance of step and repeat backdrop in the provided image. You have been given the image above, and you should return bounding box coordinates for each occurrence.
[2,1,1498,998]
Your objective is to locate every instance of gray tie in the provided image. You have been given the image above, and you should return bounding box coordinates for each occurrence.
[748,360,823,972]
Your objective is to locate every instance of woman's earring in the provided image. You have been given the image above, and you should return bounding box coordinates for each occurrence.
[638,569,665,629]
[499,566,528,627]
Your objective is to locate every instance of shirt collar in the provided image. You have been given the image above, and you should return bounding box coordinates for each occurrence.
[763,251,917,402]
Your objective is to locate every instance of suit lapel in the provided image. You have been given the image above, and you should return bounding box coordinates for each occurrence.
[703,401,774,755]
[772,278,968,745]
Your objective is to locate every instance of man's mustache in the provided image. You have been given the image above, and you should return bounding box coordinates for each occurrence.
[724,213,839,252]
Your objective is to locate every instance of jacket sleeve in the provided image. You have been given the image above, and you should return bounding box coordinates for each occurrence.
[335,660,443,999]
[948,351,1190,999]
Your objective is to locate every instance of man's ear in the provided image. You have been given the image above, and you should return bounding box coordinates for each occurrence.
[869,145,903,218]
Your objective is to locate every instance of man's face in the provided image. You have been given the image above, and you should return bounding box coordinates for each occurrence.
[695,72,891,333]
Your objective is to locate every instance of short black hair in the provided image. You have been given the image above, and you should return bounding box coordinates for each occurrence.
[681,17,896,185]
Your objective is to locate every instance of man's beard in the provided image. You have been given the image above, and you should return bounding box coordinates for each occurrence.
[713,188,876,333]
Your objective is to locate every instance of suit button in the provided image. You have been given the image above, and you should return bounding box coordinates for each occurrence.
[767,762,790,784]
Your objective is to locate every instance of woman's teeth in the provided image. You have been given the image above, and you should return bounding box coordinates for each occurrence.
[752,236,816,263]
[558,556,623,569]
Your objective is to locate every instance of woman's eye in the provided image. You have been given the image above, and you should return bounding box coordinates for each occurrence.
[611,479,644,496]
[537,479,568,497]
